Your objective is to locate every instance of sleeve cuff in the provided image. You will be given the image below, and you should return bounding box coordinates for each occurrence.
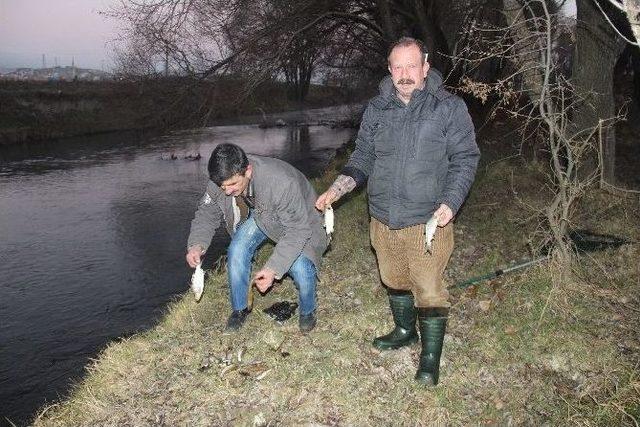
[187,243,207,253]
[264,261,285,281]
[437,198,460,216]
[340,166,367,187]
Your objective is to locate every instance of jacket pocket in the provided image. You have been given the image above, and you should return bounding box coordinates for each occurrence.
[373,121,395,157]
[412,118,446,160]
[403,160,440,207]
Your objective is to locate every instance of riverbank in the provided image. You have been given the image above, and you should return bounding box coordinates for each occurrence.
[0,78,365,145]
[0,118,358,426]
[29,135,639,425]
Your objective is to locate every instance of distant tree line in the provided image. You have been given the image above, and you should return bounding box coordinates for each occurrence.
[107,0,507,97]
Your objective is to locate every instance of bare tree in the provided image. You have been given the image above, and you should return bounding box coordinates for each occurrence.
[455,0,620,272]
[571,0,628,185]
[107,0,497,85]
[107,0,250,78]
[220,0,334,101]
[599,0,640,45]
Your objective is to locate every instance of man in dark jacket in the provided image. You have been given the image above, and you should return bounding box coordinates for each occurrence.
[187,143,328,332]
[316,37,480,385]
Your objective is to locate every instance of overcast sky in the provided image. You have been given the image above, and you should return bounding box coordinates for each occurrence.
[0,0,577,72]
[0,0,119,70]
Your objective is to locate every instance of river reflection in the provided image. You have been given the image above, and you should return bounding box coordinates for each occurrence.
[0,118,356,425]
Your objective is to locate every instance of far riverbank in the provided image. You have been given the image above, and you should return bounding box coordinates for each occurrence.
[0,77,368,145]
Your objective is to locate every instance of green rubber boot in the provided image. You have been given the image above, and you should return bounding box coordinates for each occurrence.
[415,308,448,386]
[372,290,418,350]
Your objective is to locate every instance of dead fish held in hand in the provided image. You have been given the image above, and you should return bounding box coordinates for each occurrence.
[324,205,334,237]
[191,263,205,302]
[425,215,438,253]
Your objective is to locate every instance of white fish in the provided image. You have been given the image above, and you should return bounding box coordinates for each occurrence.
[324,205,334,235]
[190,263,205,302]
[425,215,438,253]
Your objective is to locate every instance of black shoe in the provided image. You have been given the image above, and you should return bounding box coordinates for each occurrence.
[372,290,418,350]
[299,310,317,332]
[225,308,250,332]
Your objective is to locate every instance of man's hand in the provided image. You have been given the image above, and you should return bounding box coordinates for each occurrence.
[253,268,276,292]
[186,246,204,268]
[433,204,453,227]
[315,189,338,211]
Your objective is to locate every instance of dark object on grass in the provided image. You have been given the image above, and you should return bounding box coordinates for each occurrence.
[453,229,636,290]
[569,229,632,252]
[263,301,298,322]
[538,229,633,256]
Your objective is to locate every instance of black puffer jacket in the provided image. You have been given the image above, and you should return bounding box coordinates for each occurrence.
[343,69,480,229]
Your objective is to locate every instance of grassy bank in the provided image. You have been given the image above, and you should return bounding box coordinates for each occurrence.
[31,147,639,425]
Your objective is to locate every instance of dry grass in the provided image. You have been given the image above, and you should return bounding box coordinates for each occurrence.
[33,153,639,426]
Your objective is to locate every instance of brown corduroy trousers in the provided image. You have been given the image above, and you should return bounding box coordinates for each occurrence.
[370,217,454,308]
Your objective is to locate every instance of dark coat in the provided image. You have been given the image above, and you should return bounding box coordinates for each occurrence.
[343,70,480,229]
[187,155,328,277]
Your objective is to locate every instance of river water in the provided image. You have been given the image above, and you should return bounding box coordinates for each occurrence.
[0,106,359,425]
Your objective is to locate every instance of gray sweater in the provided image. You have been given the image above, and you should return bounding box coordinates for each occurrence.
[343,70,480,229]
[187,155,328,278]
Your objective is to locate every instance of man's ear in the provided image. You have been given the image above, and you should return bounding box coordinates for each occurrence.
[422,61,430,78]
[245,164,253,179]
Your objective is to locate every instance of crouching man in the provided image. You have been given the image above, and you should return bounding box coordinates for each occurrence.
[186,143,328,332]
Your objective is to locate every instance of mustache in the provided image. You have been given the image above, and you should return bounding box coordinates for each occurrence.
[398,78,415,85]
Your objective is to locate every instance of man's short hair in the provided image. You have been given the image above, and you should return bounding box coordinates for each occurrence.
[208,143,249,185]
[387,37,428,64]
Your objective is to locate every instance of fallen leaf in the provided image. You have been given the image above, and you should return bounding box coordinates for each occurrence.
[255,369,271,381]
[239,361,269,377]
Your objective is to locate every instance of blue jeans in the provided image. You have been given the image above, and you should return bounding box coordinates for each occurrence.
[227,215,317,315]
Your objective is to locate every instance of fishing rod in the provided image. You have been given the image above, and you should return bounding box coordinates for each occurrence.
[452,256,549,290]
[452,229,637,290]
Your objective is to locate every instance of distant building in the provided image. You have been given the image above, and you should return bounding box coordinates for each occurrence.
[0,66,111,82]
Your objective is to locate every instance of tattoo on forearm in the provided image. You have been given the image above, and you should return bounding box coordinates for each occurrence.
[329,175,356,199]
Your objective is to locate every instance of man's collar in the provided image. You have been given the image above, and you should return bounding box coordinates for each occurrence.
[239,175,254,209]
[378,69,444,102]
[394,82,427,105]
[246,179,254,199]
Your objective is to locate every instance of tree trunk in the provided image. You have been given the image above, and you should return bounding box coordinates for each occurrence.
[375,0,396,42]
[502,0,544,103]
[622,0,640,44]
[410,0,451,73]
[572,0,626,184]
[630,45,640,108]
